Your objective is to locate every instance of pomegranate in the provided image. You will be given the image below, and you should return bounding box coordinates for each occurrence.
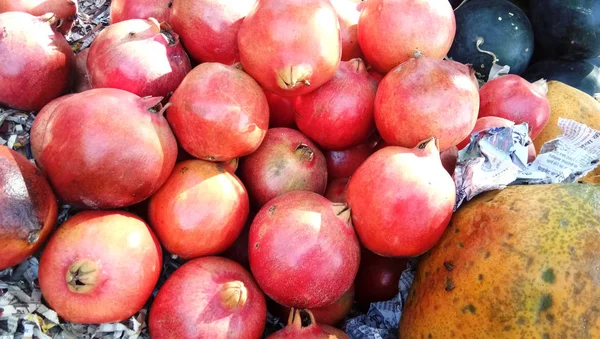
[238,128,327,207]
[293,58,377,150]
[73,49,92,93]
[238,0,342,96]
[347,138,456,257]
[31,88,178,209]
[331,0,365,60]
[223,220,252,270]
[249,191,360,308]
[273,284,355,327]
[358,0,456,74]
[110,0,172,24]
[167,62,269,162]
[0,12,73,111]
[375,57,479,151]
[266,309,349,338]
[325,142,372,179]
[30,94,74,166]
[478,75,550,140]
[264,89,296,128]
[0,0,78,34]
[149,256,266,339]
[170,0,255,64]
[354,248,408,309]
[324,178,349,203]
[148,160,249,259]
[39,211,162,323]
[0,147,57,271]
[369,70,384,84]
[87,18,191,98]
[440,146,458,176]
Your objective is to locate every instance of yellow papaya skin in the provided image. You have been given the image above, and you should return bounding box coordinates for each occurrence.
[400,184,600,339]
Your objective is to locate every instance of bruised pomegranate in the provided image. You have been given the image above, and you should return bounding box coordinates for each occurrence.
[39,211,162,323]
[347,138,456,257]
[358,0,456,73]
[294,58,377,150]
[31,88,178,209]
[73,49,91,93]
[478,75,550,140]
[0,147,57,271]
[171,0,255,64]
[324,178,349,203]
[264,89,296,128]
[238,128,327,207]
[0,12,73,111]
[0,0,78,33]
[249,191,360,308]
[325,142,372,179]
[238,0,342,96]
[267,309,349,338]
[149,256,267,339]
[167,63,269,162]
[375,57,479,151]
[331,0,365,60]
[110,0,172,24]
[440,146,458,176]
[354,248,408,309]
[87,18,191,98]
[148,160,249,259]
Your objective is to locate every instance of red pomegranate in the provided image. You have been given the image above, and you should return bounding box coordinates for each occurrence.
[264,89,296,128]
[30,94,74,166]
[223,221,252,270]
[238,0,342,96]
[324,177,349,203]
[331,0,365,60]
[325,142,372,179]
[31,88,178,209]
[167,62,269,162]
[439,146,458,176]
[293,58,377,150]
[375,57,479,151]
[0,147,57,271]
[149,256,267,339]
[369,71,384,84]
[238,128,328,207]
[354,248,408,308]
[478,75,550,140]
[39,211,162,323]
[73,49,92,93]
[87,18,191,98]
[110,0,172,24]
[249,191,360,308]
[0,12,73,111]
[267,309,349,338]
[170,0,255,64]
[0,0,78,33]
[358,0,456,73]
[347,138,456,257]
[148,160,249,259]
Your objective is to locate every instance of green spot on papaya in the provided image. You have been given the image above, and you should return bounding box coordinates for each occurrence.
[542,268,556,284]
[462,304,476,314]
[539,294,553,312]
[542,333,550,339]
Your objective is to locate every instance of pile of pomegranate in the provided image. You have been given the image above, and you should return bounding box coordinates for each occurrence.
[0,0,551,337]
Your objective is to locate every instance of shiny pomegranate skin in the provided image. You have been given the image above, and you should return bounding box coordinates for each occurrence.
[331,0,365,60]
[110,0,172,24]
[325,142,373,179]
[0,0,78,33]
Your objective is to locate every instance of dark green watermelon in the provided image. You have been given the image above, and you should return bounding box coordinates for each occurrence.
[448,0,534,80]
[522,59,600,96]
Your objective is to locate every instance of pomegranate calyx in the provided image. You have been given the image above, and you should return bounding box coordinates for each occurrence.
[288,308,317,329]
[531,78,549,96]
[277,65,312,90]
[294,143,314,162]
[158,21,179,46]
[332,203,351,225]
[415,137,440,156]
[65,259,99,293]
[141,96,165,114]
[219,281,248,309]
[349,58,366,73]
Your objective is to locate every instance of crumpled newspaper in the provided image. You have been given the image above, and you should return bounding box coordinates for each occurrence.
[65,0,111,53]
[0,108,35,159]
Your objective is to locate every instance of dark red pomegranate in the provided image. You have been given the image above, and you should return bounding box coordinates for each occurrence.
[170,0,255,64]
[0,0,78,33]
[73,49,91,93]
[293,58,377,150]
[375,57,479,151]
[358,0,456,73]
[0,146,57,271]
[0,12,73,111]
[347,138,456,257]
[238,0,342,96]
[324,178,349,204]
[149,256,267,339]
[331,0,365,60]
[266,309,349,338]
[167,62,269,162]
[325,142,372,179]
[110,0,172,24]
[440,146,458,176]
[223,220,252,270]
[249,191,360,308]
[87,18,191,98]
[148,160,249,259]
[354,248,408,309]
[31,88,178,209]
[478,75,550,140]
[238,128,328,207]
[264,89,296,128]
